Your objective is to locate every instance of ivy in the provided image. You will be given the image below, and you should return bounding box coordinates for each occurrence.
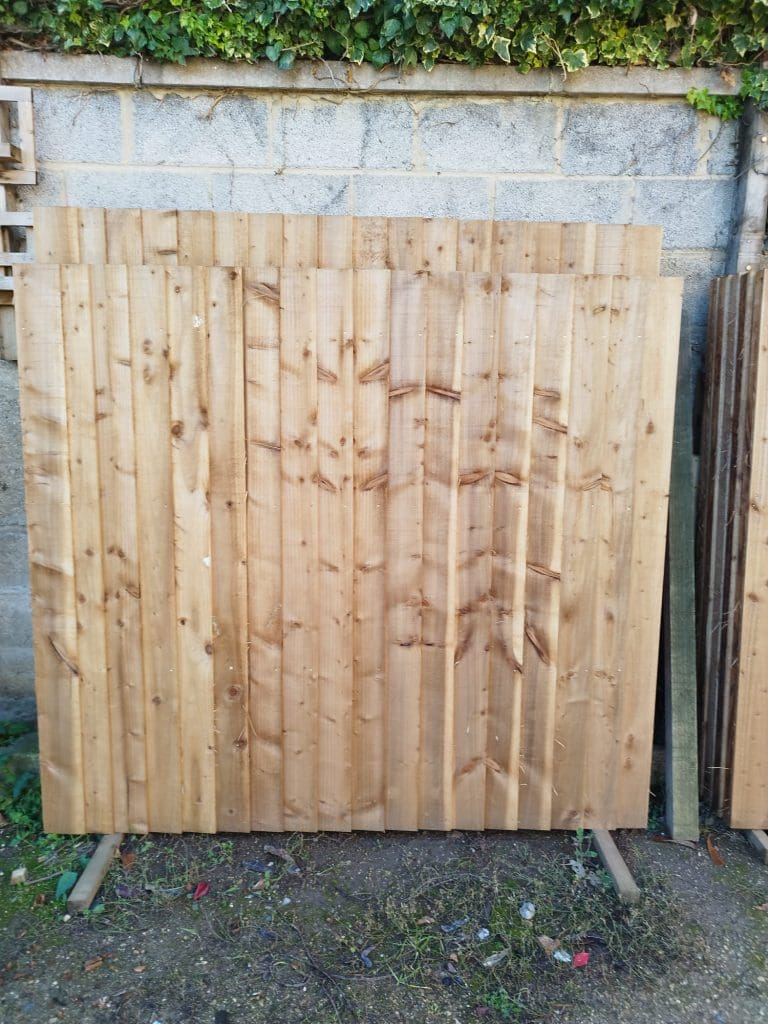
[688,68,768,121]
[0,2,766,98]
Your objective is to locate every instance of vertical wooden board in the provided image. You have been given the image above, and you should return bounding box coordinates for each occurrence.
[244,269,284,830]
[177,211,214,265]
[283,214,318,269]
[91,264,147,834]
[517,275,574,830]
[166,266,216,834]
[141,210,179,264]
[15,264,85,834]
[485,275,537,830]
[613,277,682,825]
[457,221,493,272]
[420,272,463,830]
[248,214,284,267]
[421,219,459,271]
[550,277,612,829]
[60,265,113,833]
[490,222,526,273]
[77,208,107,263]
[386,271,427,830]
[316,269,355,829]
[592,225,626,275]
[560,223,597,273]
[352,270,390,830]
[453,274,499,829]
[318,216,353,269]
[388,218,423,271]
[214,212,250,266]
[353,218,389,269]
[128,266,182,833]
[206,267,250,831]
[621,226,663,276]
[280,269,320,831]
[33,206,80,262]
[731,274,768,827]
[105,208,143,264]
[528,223,564,274]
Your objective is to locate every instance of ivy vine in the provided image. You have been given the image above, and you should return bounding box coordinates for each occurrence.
[1,1,767,117]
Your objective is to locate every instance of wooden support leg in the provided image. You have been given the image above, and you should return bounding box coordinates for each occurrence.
[591,829,641,905]
[67,833,123,913]
[745,829,768,865]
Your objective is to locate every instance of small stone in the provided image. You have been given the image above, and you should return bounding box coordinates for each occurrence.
[10,867,27,885]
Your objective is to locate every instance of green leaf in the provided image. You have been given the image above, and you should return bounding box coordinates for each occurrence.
[277,50,295,70]
[381,18,401,42]
[561,47,589,71]
[492,35,511,63]
[55,870,79,902]
[264,43,281,62]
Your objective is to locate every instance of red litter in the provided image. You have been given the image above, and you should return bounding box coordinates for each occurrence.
[193,882,210,901]
[572,951,590,969]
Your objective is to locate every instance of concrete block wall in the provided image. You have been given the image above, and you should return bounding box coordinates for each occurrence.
[0,55,754,713]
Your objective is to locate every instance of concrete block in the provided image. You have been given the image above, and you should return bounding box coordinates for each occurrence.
[65,169,211,210]
[562,101,699,176]
[418,99,557,173]
[0,526,29,588]
[32,87,121,163]
[660,249,727,364]
[354,174,491,218]
[212,172,351,215]
[278,97,412,170]
[634,180,737,248]
[133,91,270,167]
[0,363,24,523]
[495,178,632,223]
[701,116,740,175]
[0,586,34,707]
[14,168,66,209]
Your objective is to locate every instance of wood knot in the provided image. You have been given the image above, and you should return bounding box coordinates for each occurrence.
[171,421,184,437]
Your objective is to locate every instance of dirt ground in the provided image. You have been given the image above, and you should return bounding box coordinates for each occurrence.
[0,816,766,1024]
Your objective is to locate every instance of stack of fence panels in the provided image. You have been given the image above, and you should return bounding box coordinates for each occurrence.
[698,271,768,827]
[16,208,681,835]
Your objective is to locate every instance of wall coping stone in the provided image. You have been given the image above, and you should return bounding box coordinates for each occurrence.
[0,51,740,97]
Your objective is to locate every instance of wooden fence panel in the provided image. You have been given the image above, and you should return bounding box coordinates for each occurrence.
[33,208,662,276]
[17,265,680,833]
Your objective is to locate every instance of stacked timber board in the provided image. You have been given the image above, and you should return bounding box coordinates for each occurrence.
[698,271,768,827]
[17,209,681,834]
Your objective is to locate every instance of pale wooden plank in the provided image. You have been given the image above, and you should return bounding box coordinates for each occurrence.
[318,216,352,269]
[386,271,427,830]
[244,269,284,831]
[592,829,641,904]
[167,266,216,834]
[140,209,178,264]
[67,833,123,912]
[351,269,390,830]
[620,225,663,276]
[613,277,682,825]
[60,264,113,833]
[207,267,250,831]
[105,208,143,264]
[247,213,283,267]
[592,225,626,275]
[283,214,318,269]
[517,274,575,830]
[15,264,85,834]
[280,269,320,831]
[33,206,80,262]
[177,210,214,265]
[90,264,146,834]
[213,211,250,266]
[551,276,612,830]
[352,217,389,269]
[128,266,182,833]
[456,221,493,272]
[453,273,499,829]
[731,272,768,827]
[746,829,768,864]
[420,271,463,830]
[529,222,563,274]
[484,274,537,830]
[316,269,355,829]
[560,223,597,273]
[421,218,459,271]
[490,222,525,274]
[77,208,107,263]
[388,218,423,271]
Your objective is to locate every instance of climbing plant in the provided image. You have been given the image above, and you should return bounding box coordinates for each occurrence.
[0,1,766,114]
